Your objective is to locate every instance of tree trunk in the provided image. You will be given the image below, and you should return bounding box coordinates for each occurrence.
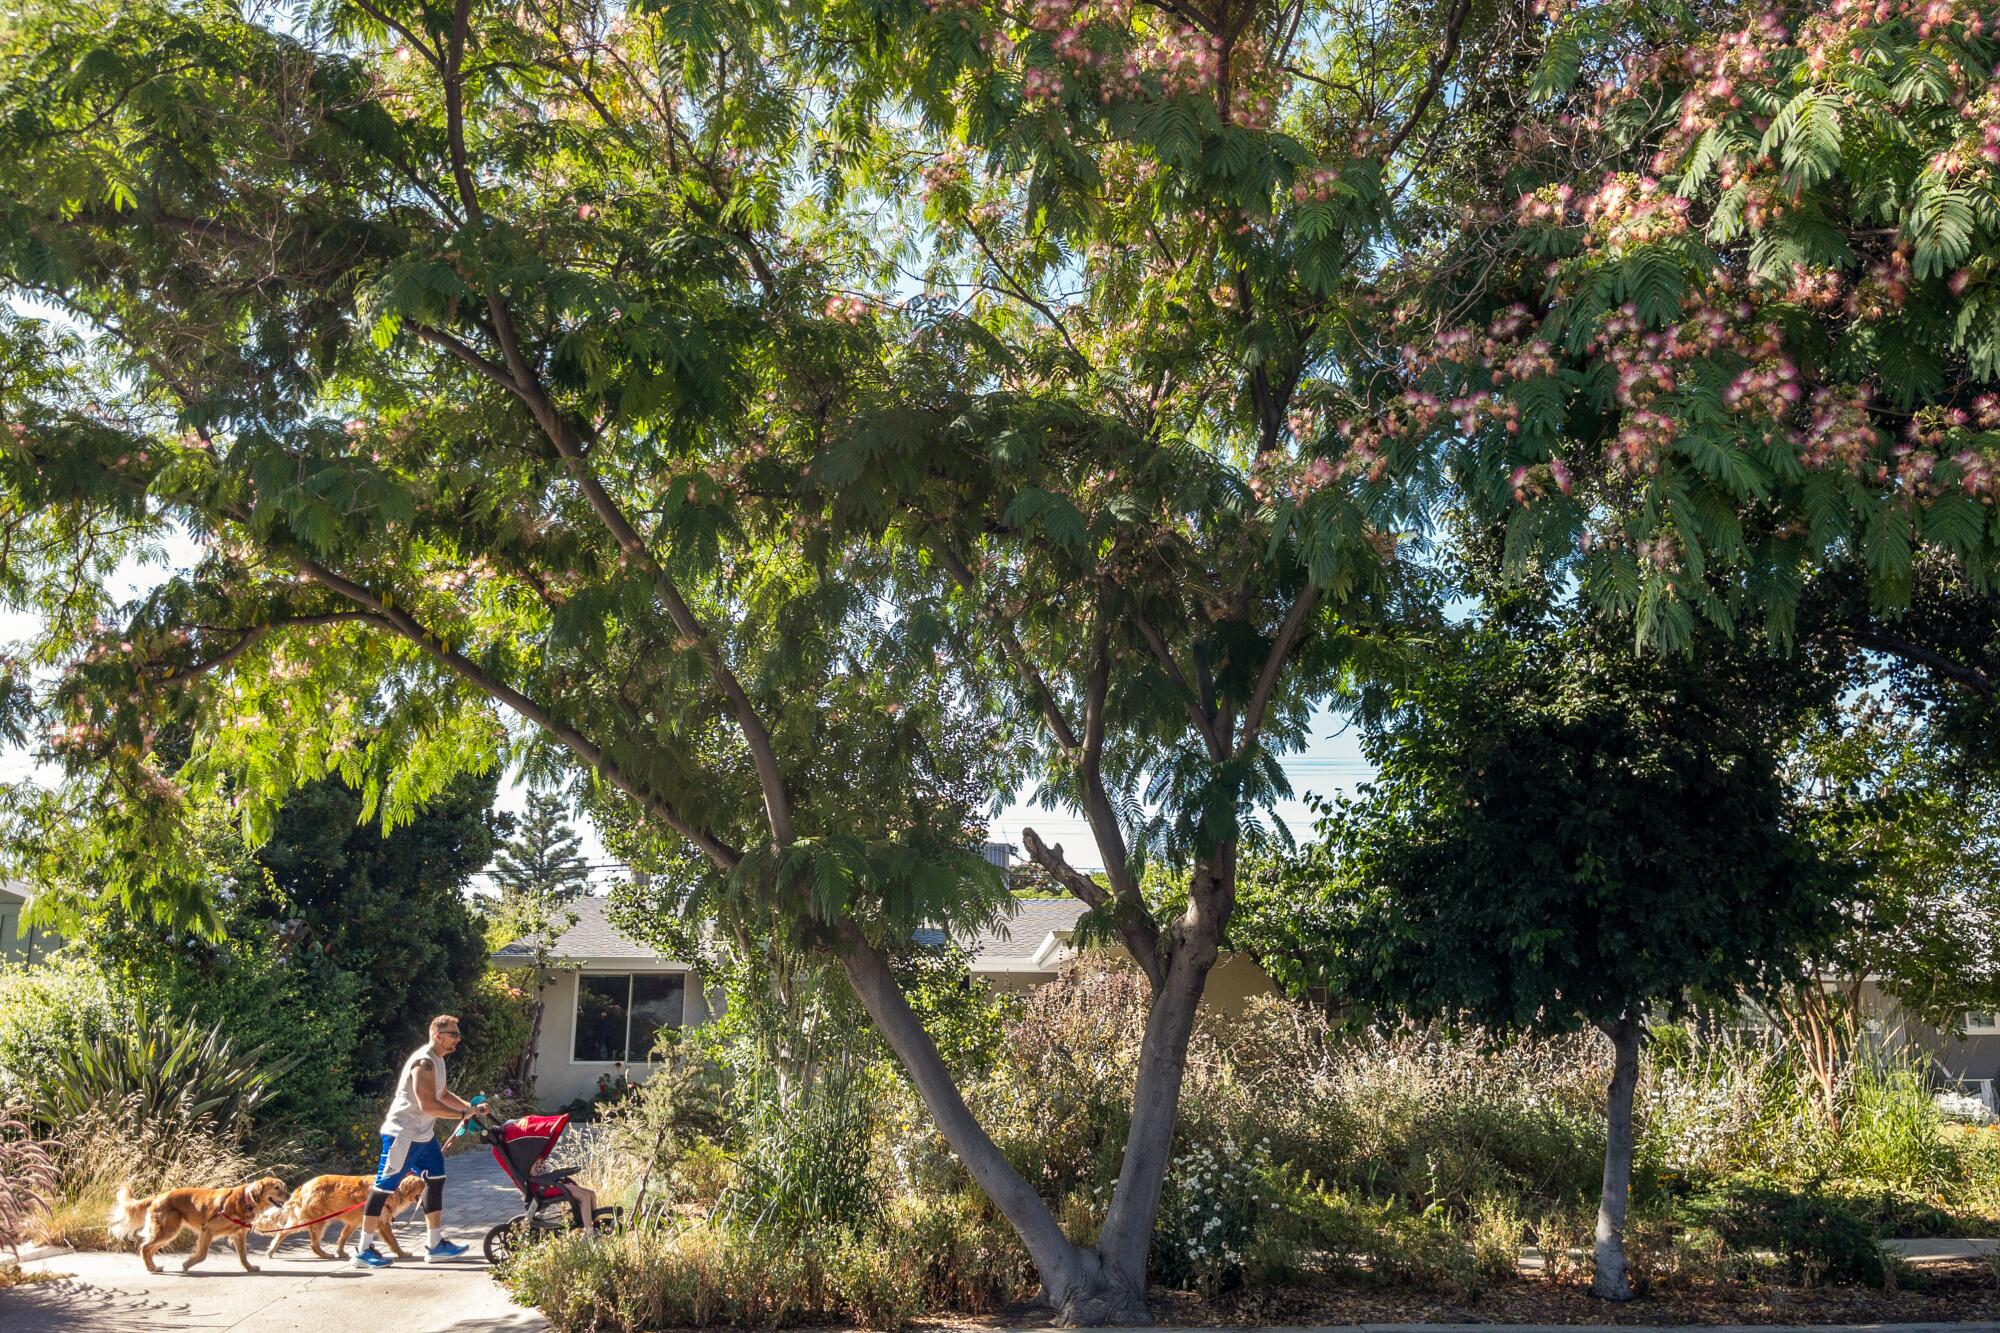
[833,924,1137,1322]
[1090,922,1219,1307]
[515,977,548,1089]
[1592,1016,1642,1302]
[827,846,1232,1326]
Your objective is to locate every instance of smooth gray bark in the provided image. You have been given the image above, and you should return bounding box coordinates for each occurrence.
[832,924,1124,1320]
[1592,1016,1642,1301]
[832,866,1230,1327]
[1092,861,1229,1302]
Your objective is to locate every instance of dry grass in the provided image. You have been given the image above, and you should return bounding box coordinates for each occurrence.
[31,1097,276,1251]
[0,1260,65,1288]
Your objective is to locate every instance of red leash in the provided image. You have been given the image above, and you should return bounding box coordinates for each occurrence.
[250,1200,365,1234]
[222,1184,367,1234]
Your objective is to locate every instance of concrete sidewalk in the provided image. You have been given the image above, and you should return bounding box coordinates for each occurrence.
[0,1151,545,1333]
[2,1248,546,1333]
[1880,1237,2000,1262]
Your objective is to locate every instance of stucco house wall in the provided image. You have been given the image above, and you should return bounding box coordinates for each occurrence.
[0,882,57,965]
[522,963,719,1108]
[491,891,1285,1106]
[491,897,725,1107]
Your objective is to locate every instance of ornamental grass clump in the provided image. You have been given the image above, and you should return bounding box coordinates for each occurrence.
[509,959,2000,1324]
[32,1096,267,1250]
[1640,1027,1826,1180]
[0,1108,56,1257]
[500,1210,1028,1332]
[1837,1059,1958,1197]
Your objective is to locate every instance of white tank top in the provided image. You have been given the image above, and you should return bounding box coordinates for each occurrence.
[380,1042,447,1139]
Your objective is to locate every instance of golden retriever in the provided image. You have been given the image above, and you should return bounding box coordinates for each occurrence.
[110,1176,290,1274]
[264,1174,425,1260]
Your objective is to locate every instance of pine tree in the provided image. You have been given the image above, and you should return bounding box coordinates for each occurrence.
[490,792,591,909]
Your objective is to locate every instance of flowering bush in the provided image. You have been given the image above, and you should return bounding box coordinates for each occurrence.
[1377,0,2000,646]
[1642,1027,1828,1179]
[1150,1133,1273,1293]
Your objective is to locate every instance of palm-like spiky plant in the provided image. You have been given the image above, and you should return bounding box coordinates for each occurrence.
[30,1007,296,1134]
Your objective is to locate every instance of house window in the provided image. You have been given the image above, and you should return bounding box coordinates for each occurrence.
[1964,1012,2000,1036]
[573,973,685,1063]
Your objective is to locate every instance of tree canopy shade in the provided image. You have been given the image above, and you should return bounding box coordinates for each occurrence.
[1304,602,1851,1299]
[0,0,1997,1322]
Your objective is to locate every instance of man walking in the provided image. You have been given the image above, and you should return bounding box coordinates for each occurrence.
[355,1014,474,1267]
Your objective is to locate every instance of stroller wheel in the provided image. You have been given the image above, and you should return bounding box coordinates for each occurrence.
[591,1207,622,1233]
[483,1215,536,1266]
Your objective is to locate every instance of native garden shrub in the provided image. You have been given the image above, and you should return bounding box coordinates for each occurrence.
[505,953,2000,1325]
[0,955,119,1106]
[32,1097,270,1250]
[453,967,537,1106]
[1675,1175,1889,1288]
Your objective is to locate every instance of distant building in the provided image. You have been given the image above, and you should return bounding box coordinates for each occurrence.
[0,882,57,965]
[490,841,1276,1105]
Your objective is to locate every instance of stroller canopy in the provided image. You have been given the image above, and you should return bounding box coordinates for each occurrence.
[493,1113,572,1199]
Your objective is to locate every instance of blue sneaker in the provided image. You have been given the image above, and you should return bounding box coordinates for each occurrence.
[424,1239,468,1264]
[352,1247,393,1269]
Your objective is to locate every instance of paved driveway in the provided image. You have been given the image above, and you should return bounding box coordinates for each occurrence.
[1,1151,548,1333]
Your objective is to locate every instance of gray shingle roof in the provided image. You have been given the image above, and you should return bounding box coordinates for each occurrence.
[491,896,688,964]
[492,894,1088,971]
[966,898,1090,963]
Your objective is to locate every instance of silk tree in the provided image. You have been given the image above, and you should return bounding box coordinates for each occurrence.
[0,0,1494,1320]
[4,0,1998,1325]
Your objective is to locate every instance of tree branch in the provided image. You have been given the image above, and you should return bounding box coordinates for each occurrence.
[1020,827,1163,989]
[1378,0,1474,162]
[405,321,519,395]
[965,221,1092,372]
[157,613,381,686]
[1843,625,1997,700]
[282,551,743,871]
[931,538,1084,751]
[430,12,798,846]
[1237,584,1320,757]
[1072,600,1145,909]
[1130,603,1226,761]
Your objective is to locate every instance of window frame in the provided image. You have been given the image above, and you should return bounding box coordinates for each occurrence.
[571,971,687,1064]
[1963,1011,2000,1036]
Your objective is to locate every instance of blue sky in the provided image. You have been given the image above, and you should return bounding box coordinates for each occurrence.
[986,712,1372,871]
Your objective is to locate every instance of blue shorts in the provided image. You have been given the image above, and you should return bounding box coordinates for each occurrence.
[373,1133,446,1191]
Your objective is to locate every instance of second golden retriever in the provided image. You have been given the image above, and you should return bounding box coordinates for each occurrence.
[263,1173,425,1259]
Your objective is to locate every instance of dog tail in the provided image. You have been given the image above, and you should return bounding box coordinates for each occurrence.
[107,1184,148,1241]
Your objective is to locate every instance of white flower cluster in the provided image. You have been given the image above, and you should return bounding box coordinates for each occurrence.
[1152,1133,1274,1294]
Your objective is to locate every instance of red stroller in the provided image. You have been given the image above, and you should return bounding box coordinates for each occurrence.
[466,1104,621,1262]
